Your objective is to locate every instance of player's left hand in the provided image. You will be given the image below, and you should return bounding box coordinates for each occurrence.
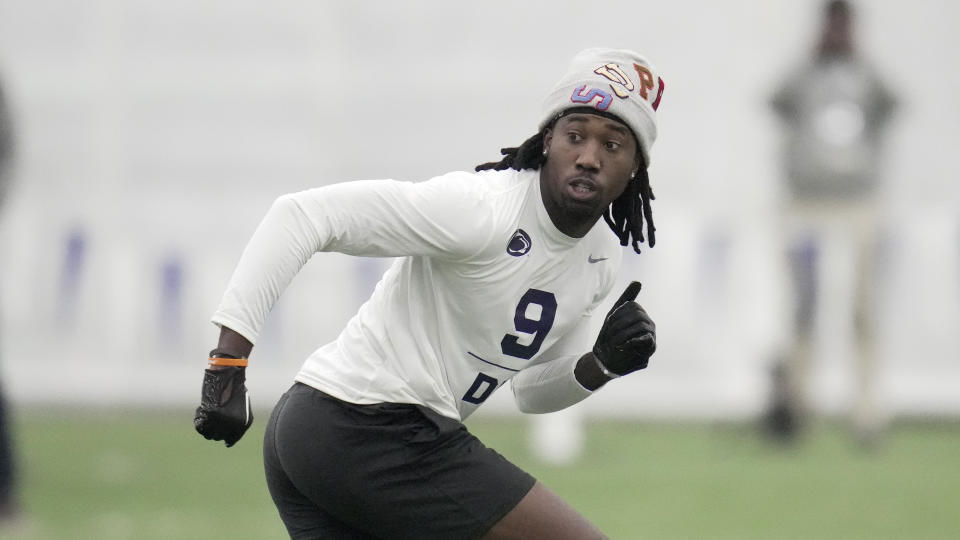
[194,366,253,447]
[593,281,657,376]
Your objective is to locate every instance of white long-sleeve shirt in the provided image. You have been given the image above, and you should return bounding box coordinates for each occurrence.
[213,168,623,421]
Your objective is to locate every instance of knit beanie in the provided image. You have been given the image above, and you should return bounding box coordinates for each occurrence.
[539,48,665,166]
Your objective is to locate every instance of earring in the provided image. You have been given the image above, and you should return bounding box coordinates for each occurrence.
[630,171,637,179]
[542,148,548,156]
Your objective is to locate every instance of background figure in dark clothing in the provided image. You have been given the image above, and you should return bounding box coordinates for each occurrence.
[0,70,20,521]
[766,0,896,445]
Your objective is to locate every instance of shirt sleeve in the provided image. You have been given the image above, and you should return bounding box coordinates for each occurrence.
[211,174,497,344]
[770,66,802,121]
[510,315,594,413]
[292,175,497,258]
[867,65,897,131]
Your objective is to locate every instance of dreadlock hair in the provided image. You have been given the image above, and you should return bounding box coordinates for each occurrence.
[475,127,656,254]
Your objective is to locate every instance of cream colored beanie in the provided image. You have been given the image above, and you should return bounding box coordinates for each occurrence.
[540,48,665,165]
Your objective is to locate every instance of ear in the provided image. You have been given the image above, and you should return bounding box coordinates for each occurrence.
[542,128,554,154]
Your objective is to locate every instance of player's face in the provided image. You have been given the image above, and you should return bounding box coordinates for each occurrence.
[540,113,639,238]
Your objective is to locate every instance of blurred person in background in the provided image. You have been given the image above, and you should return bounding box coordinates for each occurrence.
[193,48,664,539]
[765,0,896,446]
[0,69,20,524]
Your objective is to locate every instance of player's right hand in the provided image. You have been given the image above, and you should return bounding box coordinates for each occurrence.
[592,281,657,376]
[194,366,253,447]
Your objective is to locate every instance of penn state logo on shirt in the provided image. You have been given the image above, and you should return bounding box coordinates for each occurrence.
[506,229,532,257]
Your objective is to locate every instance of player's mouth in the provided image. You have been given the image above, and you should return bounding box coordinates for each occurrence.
[566,177,599,201]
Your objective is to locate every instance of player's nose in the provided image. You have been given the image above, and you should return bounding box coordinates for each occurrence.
[575,140,601,171]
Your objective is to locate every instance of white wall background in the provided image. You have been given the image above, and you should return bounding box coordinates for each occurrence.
[0,0,956,419]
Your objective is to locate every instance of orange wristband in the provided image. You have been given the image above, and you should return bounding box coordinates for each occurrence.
[207,356,249,367]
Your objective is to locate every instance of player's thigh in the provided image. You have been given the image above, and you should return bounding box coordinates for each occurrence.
[482,481,606,540]
[263,388,375,539]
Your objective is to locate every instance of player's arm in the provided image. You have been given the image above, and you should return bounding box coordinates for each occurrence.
[212,177,494,342]
[511,281,656,413]
[213,325,254,359]
[192,192,319,447]
[196,177,493,446]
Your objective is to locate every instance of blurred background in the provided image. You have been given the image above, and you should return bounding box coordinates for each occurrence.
[0,0,957,538]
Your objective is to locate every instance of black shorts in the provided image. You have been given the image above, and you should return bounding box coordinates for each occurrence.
[263,383,536,540]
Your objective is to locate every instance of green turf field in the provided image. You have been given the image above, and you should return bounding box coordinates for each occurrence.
[3,409,959,539]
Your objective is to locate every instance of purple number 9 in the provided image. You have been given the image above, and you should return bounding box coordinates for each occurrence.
[500,289,557,360]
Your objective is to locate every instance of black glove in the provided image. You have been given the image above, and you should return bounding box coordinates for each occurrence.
[592,281,657,376]
[194,365,253,447]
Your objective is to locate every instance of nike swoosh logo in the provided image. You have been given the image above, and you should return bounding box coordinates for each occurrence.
[588,255,608,263]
